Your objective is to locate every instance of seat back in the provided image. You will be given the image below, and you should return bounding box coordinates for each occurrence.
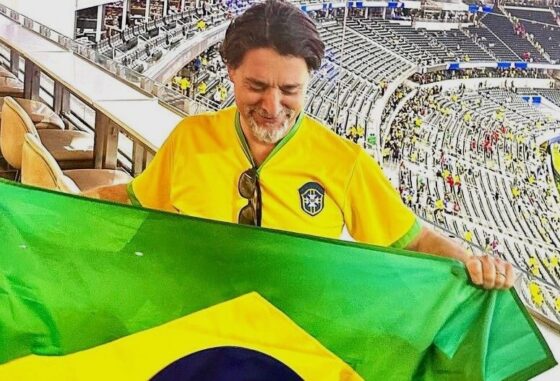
[21,133,79,193]
[0,97,39,169]
[0,97,65,131]
[0,66,16,79]
[0,76,24,97]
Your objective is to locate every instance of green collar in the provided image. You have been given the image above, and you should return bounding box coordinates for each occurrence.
[235,110,304,174]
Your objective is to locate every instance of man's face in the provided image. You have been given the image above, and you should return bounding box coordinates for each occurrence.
[228,48,310,145]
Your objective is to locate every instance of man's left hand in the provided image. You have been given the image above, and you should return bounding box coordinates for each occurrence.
[406,227,516,290]
[465,255,515,289]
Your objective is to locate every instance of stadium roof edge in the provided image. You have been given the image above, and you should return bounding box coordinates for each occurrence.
[420,61,560,71]
[298,1,493,12]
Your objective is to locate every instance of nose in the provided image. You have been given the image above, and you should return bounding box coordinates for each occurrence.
[260,88,282,117]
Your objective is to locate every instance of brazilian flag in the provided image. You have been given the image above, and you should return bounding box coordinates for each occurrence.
[0,179,556,380]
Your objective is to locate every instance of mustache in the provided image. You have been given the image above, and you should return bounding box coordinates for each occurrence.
[249,107,295,119]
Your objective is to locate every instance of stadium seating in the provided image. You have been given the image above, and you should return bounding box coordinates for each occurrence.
[480,8,544,62]
[0,97,65,130]
[508,7,556,24]
[21,133,131,193]
[97,3,233,70]
[432,29,494,61]
[346,18,443,64]
[505,6,560,62]
[532,89,560,108]
[464,24,521,61]
[0,77,24,98]
[384,83,560,322]
[0,97,94,170]
[0,66,16,79]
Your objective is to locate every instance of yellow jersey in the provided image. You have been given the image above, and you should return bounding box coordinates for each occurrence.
[129,107,420,248]
[180,78,190,90]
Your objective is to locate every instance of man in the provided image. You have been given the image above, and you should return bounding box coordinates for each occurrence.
[85,0,513,290]
[179,76,190,96]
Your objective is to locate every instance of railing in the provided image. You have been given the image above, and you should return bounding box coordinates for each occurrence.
[0,4,212,118]
[0,5,187,175]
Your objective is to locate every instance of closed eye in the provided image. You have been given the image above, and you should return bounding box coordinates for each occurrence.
[280,86,300,95]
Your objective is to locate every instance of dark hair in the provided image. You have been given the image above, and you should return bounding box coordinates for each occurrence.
[220,0,324,72]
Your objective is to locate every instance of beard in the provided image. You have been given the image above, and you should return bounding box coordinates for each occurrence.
[246,107,296,144]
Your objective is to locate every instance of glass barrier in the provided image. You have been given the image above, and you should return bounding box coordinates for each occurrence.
[156,84,212,115]
[0,44,10,67]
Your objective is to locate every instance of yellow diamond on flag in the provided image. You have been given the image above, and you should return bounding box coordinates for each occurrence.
[1,293,362,381]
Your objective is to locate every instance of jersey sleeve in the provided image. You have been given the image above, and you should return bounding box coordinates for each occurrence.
[343,150,421,248]
[128,127,179,213]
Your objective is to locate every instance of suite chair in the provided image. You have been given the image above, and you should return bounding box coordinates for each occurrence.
[22,133,131,193]
[1,96,94,172]
[0,76,23,98]
[0,66,16,79]
[0,97,65,130]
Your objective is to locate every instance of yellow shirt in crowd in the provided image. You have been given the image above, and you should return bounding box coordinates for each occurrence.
[180,78,190,90]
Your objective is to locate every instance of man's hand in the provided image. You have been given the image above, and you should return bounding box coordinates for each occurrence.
[407,226,516,289]
[465,255,515,289]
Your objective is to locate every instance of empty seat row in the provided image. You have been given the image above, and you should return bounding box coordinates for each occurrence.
[0,68,130,193]
[0,66,23,98]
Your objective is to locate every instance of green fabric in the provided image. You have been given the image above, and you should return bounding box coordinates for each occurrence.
[0,179,556,380]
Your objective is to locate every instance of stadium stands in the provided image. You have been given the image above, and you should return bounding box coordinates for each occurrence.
[319,22,413,84]
[505,6,560,62]
[534,89,560,108]
[432,29,494,61]
[508,7,556,24]
[95,2,232,71]
[347,17,446,65]
[465,24,521,61]
[480,8,545,62]
[384,82,560,322]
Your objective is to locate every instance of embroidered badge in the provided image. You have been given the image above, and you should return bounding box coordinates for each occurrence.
[298,182,325,216]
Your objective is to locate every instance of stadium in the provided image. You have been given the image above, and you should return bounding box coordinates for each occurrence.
[0,0,560,379]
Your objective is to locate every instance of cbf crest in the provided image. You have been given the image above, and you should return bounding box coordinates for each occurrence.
[298,182,325,216]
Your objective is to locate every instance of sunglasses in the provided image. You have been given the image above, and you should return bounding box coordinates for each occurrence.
[238,167,262,226]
